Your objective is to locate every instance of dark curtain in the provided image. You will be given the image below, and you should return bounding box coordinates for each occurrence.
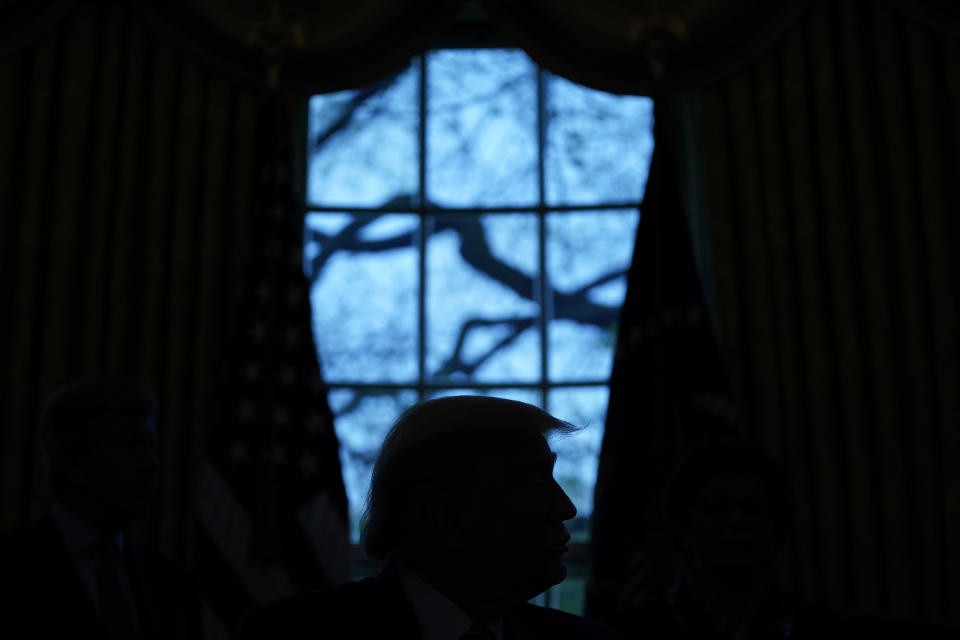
[588,115,739,618]
[694,0,960,618]
[138,0,459,95]
[0,1,261,561]
[489,0,960,620]
[4,0,958,621]
[488,0,811,95]
[0,0,458,567]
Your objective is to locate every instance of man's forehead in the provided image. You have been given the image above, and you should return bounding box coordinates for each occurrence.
[481,428,554,462]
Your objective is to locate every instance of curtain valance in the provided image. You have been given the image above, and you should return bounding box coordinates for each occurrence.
[8,1,960,95]
[3,0,816,94]
[148,0,810,95]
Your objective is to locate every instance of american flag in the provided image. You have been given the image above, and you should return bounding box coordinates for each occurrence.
[587,124,737,620]
[195,99,349,639]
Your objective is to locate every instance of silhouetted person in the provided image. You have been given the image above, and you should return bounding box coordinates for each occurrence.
[0,377,202,640]
[235,395,620,639]
[613,438,835,640]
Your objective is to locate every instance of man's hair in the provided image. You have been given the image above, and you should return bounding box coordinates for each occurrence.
[664,437,793,537]
[360,395,574,560]
[39,376,157,493]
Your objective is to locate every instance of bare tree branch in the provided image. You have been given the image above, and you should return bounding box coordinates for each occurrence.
[570,268,628,298]
[435,316,536,377]
[454,216,533,301]
[431,73,529,115]
[312,75,397,150]
[307,208,624,380]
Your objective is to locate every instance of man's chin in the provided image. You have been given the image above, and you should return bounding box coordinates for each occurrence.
[548,560,568,585]
[526,560,568,598]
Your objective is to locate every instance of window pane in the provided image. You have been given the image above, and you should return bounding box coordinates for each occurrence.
[547,385,609,539]
[307,61,419,207]
[307,213,418,383]
[427,50,538,208]
[545,74,654,205]
[547,210,639,382]
[329,388,418,541]
[426,214,541,383]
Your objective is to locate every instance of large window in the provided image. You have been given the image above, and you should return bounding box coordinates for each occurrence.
[304,48,653,610]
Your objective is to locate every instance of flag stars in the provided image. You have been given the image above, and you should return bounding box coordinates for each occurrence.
[272,406,290,427]
[278,366,296,387]
[305,413,325,434]
[243,362,260,383]
[285,286,302,308]
[265,444,287,466]
[256,282,272,303]
[249,322,267,342]
[299,454,318,477]
[227,441,248,464]
[236,402,255,423]
[284,326,300,347]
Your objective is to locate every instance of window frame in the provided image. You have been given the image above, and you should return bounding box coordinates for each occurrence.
[299,45,650,614]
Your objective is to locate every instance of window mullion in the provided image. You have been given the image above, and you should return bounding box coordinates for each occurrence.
[418,55,428,402]
[536,68,549,411]
[306,202,642,215]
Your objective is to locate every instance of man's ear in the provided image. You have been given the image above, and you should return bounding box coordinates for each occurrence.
[411,479,470,548]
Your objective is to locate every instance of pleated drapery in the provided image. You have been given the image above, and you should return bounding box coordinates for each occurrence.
[0,0,818,564]
[2,0,958,621]
[0,1,260,560]
[695,0,960,617]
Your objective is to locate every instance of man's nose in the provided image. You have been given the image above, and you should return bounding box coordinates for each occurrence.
[551,478,577,521]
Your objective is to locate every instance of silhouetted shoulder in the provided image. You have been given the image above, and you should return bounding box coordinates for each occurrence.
[234,577,621,640]
[234,576,421,640]
[125,540,203,640]
[508,603,624,640]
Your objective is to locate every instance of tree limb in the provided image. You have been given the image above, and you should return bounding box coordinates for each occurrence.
[308,211,624,380]
[435,316,536,377]
[312,75,397,150]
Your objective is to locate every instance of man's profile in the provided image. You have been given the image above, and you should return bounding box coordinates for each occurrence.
[0,376,201,640]
[235,395,619,639]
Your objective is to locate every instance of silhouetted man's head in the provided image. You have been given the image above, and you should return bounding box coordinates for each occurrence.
[361,395,577,612]
[666,438,792,577]
[40,377,160,532]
